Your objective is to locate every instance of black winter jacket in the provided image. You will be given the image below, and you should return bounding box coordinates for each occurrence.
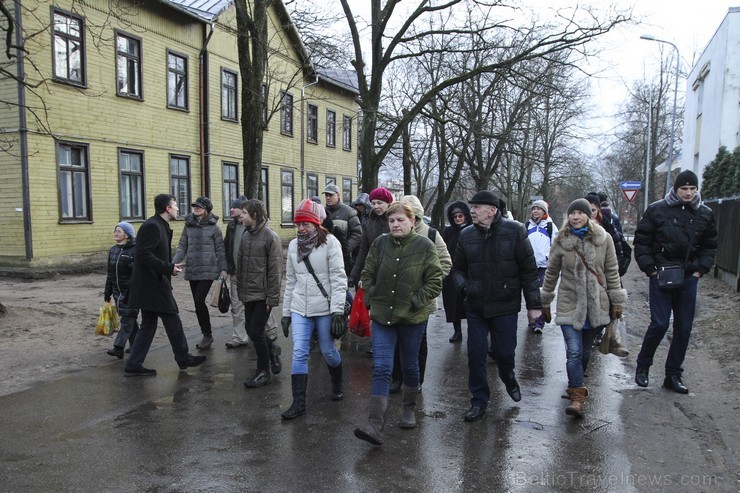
[451,214,542,318]
[634,190,717,276]
[349,211,390,283]
[104,240,136,301]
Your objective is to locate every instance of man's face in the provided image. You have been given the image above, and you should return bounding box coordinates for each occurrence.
[530,207,544,222]
[239,208,255,227]
[324,193,339,206]
[676,185,698,203]
[166,200,179,221]
[230,205,242,219]
[470,203,496,226]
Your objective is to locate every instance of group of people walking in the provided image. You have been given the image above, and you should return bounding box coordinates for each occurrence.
[103,170,716,447]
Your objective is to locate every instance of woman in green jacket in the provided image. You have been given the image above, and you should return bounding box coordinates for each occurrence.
[354,202,443,446]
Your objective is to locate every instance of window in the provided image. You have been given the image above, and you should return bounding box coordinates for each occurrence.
[262,84,269,125]
[57,142,90,221]
[343,178,352,204]
[116,32,141,98]
[326,176,336,188]
[343,115,352,151]
[223,162,239,217]
[326,110,336,147]
[281,170,294,224]
[170,155,190,214]
[222,69,238,121]
[119,149,144,219]
[280,91,293,135]
[307,173,318,198]
[261,167,270,214]
[307,104,318,143]
[167,51,188,110]
[52,10,85,85]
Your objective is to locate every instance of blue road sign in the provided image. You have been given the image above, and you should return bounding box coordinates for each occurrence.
[621,181,642,190]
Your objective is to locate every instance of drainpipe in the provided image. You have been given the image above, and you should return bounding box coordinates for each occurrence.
[199,23,215,197]
[15,0,32,260]
[300,75,319,199]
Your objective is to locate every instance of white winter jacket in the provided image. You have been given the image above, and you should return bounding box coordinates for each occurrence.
[283,234,348,317]
[526,217,558,268]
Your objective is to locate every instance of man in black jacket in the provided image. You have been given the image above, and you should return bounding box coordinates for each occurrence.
[633,171,717,393]
[124,194,206,376]
[451,191,542,422]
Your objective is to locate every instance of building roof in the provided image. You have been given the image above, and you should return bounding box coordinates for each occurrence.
[317,69,359,95]
[158,0,231,22]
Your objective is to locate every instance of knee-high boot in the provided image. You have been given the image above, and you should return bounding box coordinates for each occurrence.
[565,387,588,418]
[399,384,418,429]
[354,396,388,445]
[327,362,343,401]
[281,374,308,420]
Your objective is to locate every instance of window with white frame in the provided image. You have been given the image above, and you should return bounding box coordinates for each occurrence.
[222,69,238,121]
[170,155,190,214]
[281,170,294,224]
[116,32,141,98]
[223,162,239,217]
[52,9,85,85]
[326,110,336,147]
[342,115,352,151]
[280,92,294,135]
[307,104,318,143]
[57,142,90,220]
[119,149,144,219]
[167,51,188,110]
[307,173,318,198]
[342,177,352,204]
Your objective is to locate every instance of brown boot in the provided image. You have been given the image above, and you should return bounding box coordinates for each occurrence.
[399,385,418,429]
[565,387,588,418]
[354,396,388,445]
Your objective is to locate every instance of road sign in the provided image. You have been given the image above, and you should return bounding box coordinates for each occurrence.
[622,189,639,203]
[620,181,642,190]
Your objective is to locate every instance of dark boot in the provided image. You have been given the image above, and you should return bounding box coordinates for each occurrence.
[635,365,649,387]
[327,362,343,401]
[399,385,418,429]
[565,387,588,418]
[449,321,462,343]
[354,396,388,445]
[269,341,282,375]
[281,374,308,419]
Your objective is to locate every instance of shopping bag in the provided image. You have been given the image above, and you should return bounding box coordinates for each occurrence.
[217,278,231,313]
[598,319,629,357]
[209,278,223,307]
[349,287,371,337]
[95,302,119,336]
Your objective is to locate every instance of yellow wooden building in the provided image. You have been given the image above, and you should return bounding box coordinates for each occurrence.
[0,0,359,269]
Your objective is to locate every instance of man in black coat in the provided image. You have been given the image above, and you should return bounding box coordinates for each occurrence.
[633,170,717,394]
[451,191,542,422]
[124,194,206,376]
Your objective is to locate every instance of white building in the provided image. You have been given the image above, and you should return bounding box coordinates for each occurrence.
[681,6,740,186]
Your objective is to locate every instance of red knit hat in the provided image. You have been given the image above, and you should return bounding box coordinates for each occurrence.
[369,187,393,204]
[294,199,323,225]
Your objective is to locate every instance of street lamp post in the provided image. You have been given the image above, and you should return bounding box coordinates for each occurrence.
[640,34,680,195]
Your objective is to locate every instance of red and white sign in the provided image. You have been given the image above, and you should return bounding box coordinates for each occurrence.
[622,189,638,203]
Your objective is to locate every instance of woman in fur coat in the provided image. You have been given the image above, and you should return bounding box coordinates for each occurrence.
[539,198,627,418]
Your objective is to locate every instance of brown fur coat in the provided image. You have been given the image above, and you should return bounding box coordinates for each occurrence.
[540,221,627,330]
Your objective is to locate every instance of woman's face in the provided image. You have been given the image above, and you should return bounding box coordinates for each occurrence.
[452,211,466,226]
[569,210,589,229]
[371,199,390,216]
[113,227,127,243]
[590,204,600,220]
[295,222,316,234]
[192,205,206,218]
[388,211,414,237]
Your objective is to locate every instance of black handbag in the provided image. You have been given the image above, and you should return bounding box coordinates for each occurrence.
[217,278,231,313]
[656,264,684,290]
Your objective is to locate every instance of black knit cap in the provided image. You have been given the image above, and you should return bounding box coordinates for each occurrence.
[567,198,592,217]
[674,170,698,191]
[469,190,500,206]
[584,194,601,207]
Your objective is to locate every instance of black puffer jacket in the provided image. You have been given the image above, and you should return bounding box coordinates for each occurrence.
[634,190,717,276]
[442,201,472,323]
[451,213,542,318]
[349,211,390,283]
[104,240,136,301]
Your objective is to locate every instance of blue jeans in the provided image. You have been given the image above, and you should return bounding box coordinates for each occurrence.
[637,275,698,376]
[560,324,600,388]
[467,311,518,409]
[370,321,426,396]
[290,313,341,374]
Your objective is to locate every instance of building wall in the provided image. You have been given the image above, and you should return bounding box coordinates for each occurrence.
[0,0,358,267]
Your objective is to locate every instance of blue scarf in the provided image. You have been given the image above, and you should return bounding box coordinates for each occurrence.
[569,225,589,238]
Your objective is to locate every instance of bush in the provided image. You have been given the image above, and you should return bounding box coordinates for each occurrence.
[702,146,740,199]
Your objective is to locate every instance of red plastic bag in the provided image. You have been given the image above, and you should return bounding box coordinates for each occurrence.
[349,287,371,337]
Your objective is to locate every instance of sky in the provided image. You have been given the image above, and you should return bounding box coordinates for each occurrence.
[338,0,734,153]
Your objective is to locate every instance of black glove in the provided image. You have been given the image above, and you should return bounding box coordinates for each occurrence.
[281,316,292,338]
[104,295,111,303]
[347,277,355,288]
[330,312,345,339]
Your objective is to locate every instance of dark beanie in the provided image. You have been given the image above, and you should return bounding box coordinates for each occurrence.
[469,190,500,206]
[584,194,601,207]
[674,170,698,191]
[231,195,248,209]
[568,198,592,217]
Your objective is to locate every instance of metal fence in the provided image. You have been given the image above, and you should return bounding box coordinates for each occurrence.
[704,196,740,291]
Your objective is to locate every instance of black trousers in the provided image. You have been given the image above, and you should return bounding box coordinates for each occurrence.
[189,280,214,335]
[243,300,270,372]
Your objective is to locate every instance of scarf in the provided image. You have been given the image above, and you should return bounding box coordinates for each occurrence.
[665,188,701,210]
[569,225,589,239]
[296,228,319,262]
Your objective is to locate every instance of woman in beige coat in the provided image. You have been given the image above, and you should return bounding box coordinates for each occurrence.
[540,199,627,418]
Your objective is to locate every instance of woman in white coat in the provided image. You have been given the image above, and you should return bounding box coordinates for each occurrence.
[280,199,348,419]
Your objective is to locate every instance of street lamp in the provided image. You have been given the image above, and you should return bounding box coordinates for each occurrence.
[640,34,680,195]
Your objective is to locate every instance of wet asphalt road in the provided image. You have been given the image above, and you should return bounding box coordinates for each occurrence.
[0,306,636,492]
